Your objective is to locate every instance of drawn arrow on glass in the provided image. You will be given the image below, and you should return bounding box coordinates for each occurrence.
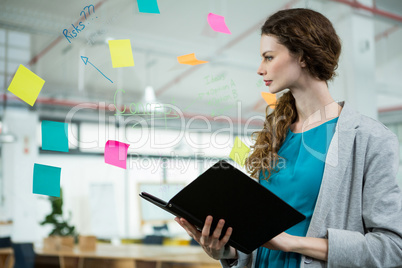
[80,56,113,83]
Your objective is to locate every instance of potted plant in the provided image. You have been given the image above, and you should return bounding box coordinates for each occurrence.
[78,235,97,251]
[40,188,78,251]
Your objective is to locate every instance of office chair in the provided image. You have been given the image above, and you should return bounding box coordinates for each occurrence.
[0,237,12,248]
[11,243,35,268]
[142,235,164,245]
[190,238,200,246]
[152,223,169,236]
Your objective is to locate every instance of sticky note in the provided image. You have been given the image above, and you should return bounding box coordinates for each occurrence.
[105,140,130,169]
[137,0,160,14]
[261,92,277,108]
[108,39,135,68]
[33,164,61,197]
[229,137,250,167]
[207,13,231,34]
[7,65,45,106]
[177,53,208,66]
[42,120,69,152]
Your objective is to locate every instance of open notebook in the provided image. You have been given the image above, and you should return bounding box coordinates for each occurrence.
[139,160,305,254]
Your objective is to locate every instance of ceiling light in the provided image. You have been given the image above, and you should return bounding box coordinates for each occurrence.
[143,86,156,103]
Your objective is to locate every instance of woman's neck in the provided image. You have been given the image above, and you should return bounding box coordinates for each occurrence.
[289,79,342,131]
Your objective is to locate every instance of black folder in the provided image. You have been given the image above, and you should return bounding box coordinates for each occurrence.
[139,160,305,254]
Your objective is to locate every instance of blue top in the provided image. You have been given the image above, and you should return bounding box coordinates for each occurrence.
[255,117,339,268]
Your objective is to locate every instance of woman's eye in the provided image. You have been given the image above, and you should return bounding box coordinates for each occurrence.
[265,56,273,61]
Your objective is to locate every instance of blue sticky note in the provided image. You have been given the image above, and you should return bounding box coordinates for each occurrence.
[42,120,69,152]
[33,164,61,197]
[137,0,160,14]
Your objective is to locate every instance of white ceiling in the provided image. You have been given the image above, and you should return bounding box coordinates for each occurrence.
[1,0,402,117]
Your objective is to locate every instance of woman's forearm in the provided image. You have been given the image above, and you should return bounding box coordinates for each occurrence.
[292,237,328,261]
[222,235,327,261]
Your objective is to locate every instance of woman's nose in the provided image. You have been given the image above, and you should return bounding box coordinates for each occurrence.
[257,64,266,76]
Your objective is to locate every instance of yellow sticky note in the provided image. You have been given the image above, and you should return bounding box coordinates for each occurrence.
[177,53,208,65]
[108,39,135,68]
[261,92,277,108]
[229,137,250,167]
[7,65,45,106]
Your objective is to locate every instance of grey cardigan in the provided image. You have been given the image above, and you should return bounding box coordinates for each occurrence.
[221,101,402,268]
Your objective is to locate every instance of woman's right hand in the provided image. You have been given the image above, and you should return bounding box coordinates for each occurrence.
[174,215,237,260]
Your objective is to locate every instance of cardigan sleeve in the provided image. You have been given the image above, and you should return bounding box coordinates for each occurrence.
[220,249,256,268]
[327,131,402,267]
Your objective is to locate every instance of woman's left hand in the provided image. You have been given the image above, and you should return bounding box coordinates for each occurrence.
[262,232,297,252]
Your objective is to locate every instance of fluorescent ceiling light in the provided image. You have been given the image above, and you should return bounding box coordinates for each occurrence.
[143,86,156,103]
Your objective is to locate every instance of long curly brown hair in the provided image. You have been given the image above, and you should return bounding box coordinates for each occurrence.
[245,8,341,180]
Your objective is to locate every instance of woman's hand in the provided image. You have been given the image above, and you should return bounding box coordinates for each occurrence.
[262,232,297,252]
[174,215,237,260]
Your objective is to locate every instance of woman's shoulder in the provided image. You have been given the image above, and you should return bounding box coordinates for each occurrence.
[356,114,397,141]
[340,101,393,137]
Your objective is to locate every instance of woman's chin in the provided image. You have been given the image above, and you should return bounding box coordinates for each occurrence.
[268,87,279,94]
[268,87,286,95]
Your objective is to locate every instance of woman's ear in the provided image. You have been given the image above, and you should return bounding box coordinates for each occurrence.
[299,57,306,68]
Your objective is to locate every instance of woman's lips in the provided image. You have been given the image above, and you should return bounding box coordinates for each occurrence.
[265,80,272,86]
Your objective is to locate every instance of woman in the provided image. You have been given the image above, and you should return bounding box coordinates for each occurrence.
[175,8,402,267]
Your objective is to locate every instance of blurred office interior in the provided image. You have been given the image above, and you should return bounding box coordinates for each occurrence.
[0,0,402,267]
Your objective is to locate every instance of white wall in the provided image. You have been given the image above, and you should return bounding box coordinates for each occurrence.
[0,109,186,242]
[37,154,127,238]
[0,108,49,242]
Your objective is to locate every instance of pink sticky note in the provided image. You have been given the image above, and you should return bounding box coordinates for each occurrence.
[104,140,130,169]
[207,13,231,34]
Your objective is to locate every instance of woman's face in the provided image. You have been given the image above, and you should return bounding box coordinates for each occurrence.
[257,34,305,94]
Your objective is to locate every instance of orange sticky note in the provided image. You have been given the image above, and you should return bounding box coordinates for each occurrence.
[177,53,208,66]
[7,65,45,106]
[261,92,277,107]
[229,137,250,167]
[108,39,135,68]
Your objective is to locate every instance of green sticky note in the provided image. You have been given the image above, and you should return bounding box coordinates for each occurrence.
[42,120,69,152]
[7,64,45,106]
[137,0,160,14]
[33,163,61,197]
[229,137,250,167]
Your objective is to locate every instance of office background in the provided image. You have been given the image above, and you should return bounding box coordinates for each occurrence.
[0,0,401,261]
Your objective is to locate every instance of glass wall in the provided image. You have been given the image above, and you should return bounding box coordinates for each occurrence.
[37,117,245,239]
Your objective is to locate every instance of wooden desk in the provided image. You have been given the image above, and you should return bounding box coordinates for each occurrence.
[35,244,222,268]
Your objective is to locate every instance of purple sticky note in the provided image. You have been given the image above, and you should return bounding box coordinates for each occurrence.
[207,13,231,34]
[104,140,130,169]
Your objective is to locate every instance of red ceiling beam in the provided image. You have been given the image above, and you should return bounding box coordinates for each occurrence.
[0,94,264,126]
[375,25,399,41]
[330,0,402,23]
[378,105,402,113]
